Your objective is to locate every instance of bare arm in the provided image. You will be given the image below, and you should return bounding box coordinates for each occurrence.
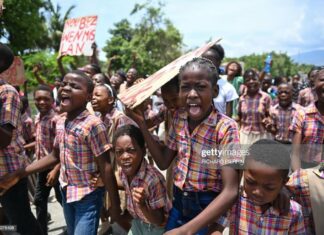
[226,101,233,118]
[126,107,177,170]
[166,167,240,234]
[57,55,66,78]
[90,42,99,66]
[0,148,60,192]
[96,151,122,219]
[291,132,302,172]
[24,141,36,150]
[32,65,46,85]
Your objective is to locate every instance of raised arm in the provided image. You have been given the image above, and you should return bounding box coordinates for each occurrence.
[90,42,99,66]
[32,64,46,85]
[126,107,177,170]
[57,55,66,78]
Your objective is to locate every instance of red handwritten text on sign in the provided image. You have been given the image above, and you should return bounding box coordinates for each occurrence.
[59,15,98,56]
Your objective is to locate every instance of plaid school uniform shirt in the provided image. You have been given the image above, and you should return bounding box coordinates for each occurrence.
[35,109,58,160]
[101,108,137,138]
[167,107,241,192]
[0,84,26,177]
[53,110,110,203]
[229,190,306,235]
[120,159,171,225]
[21,111,35,143]
[238,90,271,134]
[286,169,316,235]
[270,102,302,143]
[289,103,324,163]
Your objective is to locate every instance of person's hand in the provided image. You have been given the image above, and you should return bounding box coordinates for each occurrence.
[89,174,104,187]
[32,64,41,73]
[272,187,290,216]
[46,168,59,187]
[132,187,146,207]
[125,107,145,127]
[110,55,118,61]
[0,171,22,195]
[91,42,97,50]
[262,117,273,131]
[57,54,66,61]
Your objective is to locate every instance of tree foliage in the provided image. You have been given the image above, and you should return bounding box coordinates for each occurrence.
[103,2,183,76]
[0,0,49,54]
[44,0,75,51]
[225,52,313,77]
[22,51,75,87]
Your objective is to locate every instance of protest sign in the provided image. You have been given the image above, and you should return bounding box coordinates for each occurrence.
[118,38,221,109]
[59,15,98,56]
[0,56,26,85]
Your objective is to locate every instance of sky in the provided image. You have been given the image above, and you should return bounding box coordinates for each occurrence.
[51,0,324,60]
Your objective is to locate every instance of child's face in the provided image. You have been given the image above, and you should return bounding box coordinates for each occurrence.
[180,68,217,122]
[262,76,272,92]
[161,88,179,115]
[314,69,324,103]
[244,73,260,94]
[227,63,239,76]
[92,74,106,86]
[308,70,318,87]
[126,68,137,85]
[91,86,114,113]
[244,158,287,207]
[278,84,292,107]
[115,135,144,179]
[80,65,96,78]
[110,75,123,90]
[59,73,91,115]
[34,90,53,115]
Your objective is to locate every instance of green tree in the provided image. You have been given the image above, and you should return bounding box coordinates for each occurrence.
[103,2,183,76]
[22,51,74,87]
[44,0,75,52]
[0,0,49,54]
[225,52,313,77]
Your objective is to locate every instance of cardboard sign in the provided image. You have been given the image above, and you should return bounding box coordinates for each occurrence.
[59,15,98,56]
[0,56,26,86]
[118,38,221,109]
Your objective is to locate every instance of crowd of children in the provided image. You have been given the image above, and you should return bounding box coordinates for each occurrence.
[1,42,324,235]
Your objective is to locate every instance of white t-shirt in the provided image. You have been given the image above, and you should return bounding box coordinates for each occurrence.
[213,77,239,114]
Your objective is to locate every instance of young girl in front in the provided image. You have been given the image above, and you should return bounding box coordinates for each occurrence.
[114,125,171,235]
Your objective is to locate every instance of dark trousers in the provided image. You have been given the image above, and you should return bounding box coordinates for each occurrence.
[34,170,62,235]
[0,177,43,235]
[165,186,221,235]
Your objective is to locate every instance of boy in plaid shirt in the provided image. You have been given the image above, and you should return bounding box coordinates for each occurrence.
[290,67,324,171]
[263,83,302,144]
[0,70,122,235]
[0,44,43,234]
[230,139,305,234]
[32,84,62,235]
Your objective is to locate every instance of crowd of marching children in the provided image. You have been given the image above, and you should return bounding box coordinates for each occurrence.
[0,42,324,235]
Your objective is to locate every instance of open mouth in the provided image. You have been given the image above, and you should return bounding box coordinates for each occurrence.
[187,103,201,116]
[60,93,72,106]
[121,162,133,172]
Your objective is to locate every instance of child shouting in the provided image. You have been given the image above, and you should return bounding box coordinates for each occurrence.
[114,125,171,235]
